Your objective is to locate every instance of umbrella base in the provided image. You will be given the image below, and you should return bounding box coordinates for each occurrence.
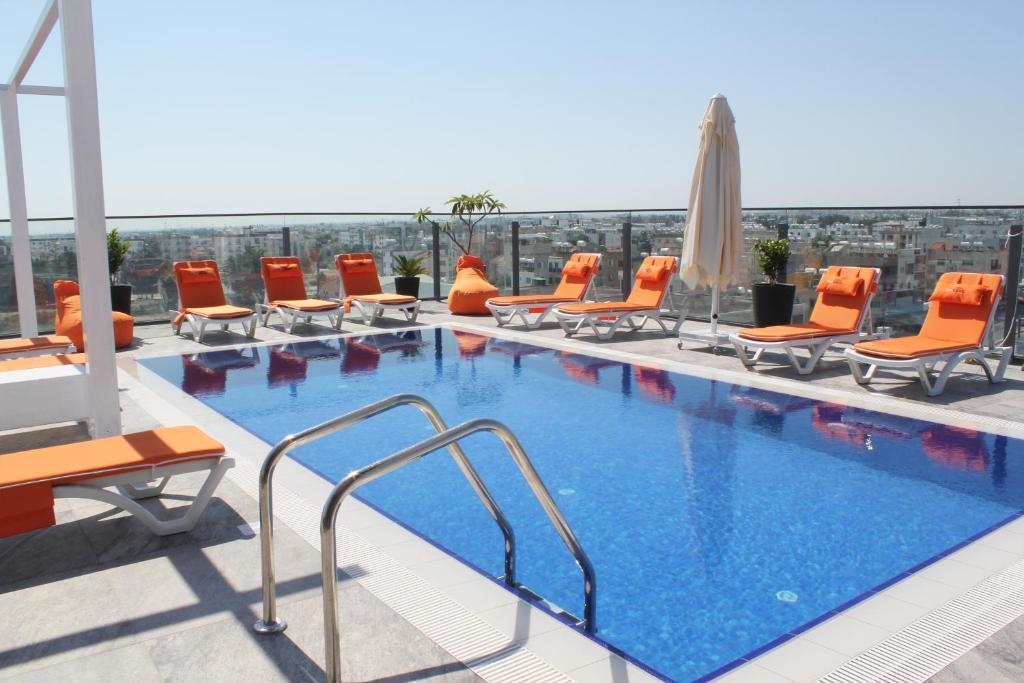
[678,328,731,348]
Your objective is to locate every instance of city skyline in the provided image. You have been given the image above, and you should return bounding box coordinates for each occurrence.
[1,0,1023,222]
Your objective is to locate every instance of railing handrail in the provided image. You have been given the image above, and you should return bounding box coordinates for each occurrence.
[320,416,596,683]
[2,203,1024,223]
[253,393,517,635]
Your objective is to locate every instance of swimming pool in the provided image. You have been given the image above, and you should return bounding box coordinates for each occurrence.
[141,328,1024,682]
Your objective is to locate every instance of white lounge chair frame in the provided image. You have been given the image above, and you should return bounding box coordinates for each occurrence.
[0,339,76,360]
[843,277,1012,396]
[258,300,342,334]
[171,309,257,344]
[554,289,684,341]
[486,255,602,329]
[47,456,234,536]
[337,297,420,325]
[729,268,882,375]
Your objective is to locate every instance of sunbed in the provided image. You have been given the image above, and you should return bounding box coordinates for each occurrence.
[729,266,881,374]
[334,253,420,324]
[0,335,74,359]
[844,272,1011,396]
[258,256,342,333]
[554,255,683,340]
[485,253,602,328]
[0,353,89,431]
[171,260,257,343]
[0,426,233,538]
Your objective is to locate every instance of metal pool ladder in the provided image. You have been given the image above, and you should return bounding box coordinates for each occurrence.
[252,393,596,683]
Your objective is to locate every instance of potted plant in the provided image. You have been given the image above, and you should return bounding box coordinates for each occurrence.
[413,191,506,257]
[750,238,794,327]
[107,227,133,314]
[392,255,427,297]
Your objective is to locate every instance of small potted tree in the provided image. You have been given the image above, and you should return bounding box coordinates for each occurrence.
[414,191,506,314]
[392,255,428,297]
[107,227,133,314]
[750,238,794,327]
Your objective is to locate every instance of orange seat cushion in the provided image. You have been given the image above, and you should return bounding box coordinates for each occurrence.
[448,255,499,315]
[853,336,978,360]
[488,294,578,306]
[187,305,254,319]
[929,284,988,306]
[0,426,225,539]
[272,299,340,312]
[0,352,87,373]
[737,322,854,342]
[0,336,73,356]
[562,261,591,278]
[557,302,653,315]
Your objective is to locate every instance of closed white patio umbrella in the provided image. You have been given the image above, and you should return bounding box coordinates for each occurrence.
[678,94,743,347]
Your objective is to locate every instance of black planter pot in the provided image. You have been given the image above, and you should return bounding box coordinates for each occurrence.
[751,283,795,327]
[110,284,133,315]
[394,276,420,298]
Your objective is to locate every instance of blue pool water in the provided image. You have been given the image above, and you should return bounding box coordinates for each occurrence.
[141,328,1024,682]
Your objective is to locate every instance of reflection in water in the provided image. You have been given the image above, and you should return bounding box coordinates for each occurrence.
[451,330,489,358]
[558,352,620,385]
[342,332,423,375]
[181,348,259,396]
[679,382,737,574]
[267,341,341,389]
[634,366,676,404]
[730,386,815,434]
[811,404,870,446]
[921,425,990,472]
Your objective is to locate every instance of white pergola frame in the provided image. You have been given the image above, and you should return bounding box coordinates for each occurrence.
[0,0,120,437]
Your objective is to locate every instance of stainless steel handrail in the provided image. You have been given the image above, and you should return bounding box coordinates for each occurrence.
[253,394,516,635]
[320,417,596,683]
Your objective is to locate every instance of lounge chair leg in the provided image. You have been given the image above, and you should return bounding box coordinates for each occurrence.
[54,459,233,536]
[118,477,171,499]
[734,343,756,367]
[847,358,874,385]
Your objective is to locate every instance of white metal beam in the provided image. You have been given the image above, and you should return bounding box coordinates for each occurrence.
[0,85,66,96]
[59,0,121,437]
[0,88,39,337]
[9,0,58,87]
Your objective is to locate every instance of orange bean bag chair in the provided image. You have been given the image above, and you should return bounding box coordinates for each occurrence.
[448,255,499,315]
[54,280,134,352]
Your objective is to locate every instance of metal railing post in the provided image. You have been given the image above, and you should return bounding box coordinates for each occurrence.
[511,220,520,295]
[1004,224,1022,351]
[621,220,633,298]
[320,417,596,683]
[431,221,441,300]
[777,222,789,283]
[253,394,517,636]
[282,226,291,257]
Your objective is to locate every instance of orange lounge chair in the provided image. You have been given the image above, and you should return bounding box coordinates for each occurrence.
[334,253,420,324]
[553,255,682,340]
[485,253,602,329]
[0,353,89,431]
[0,426,233,538]
[259,256,342,333]
[729,266,881,375]
[0,335,75,359]
[171,260,257,343]
[844,272,1011,396]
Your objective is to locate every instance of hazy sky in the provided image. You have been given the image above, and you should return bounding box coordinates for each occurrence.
[0,0,1022,220]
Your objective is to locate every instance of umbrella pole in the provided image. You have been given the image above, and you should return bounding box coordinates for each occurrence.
[710,272,720,336]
